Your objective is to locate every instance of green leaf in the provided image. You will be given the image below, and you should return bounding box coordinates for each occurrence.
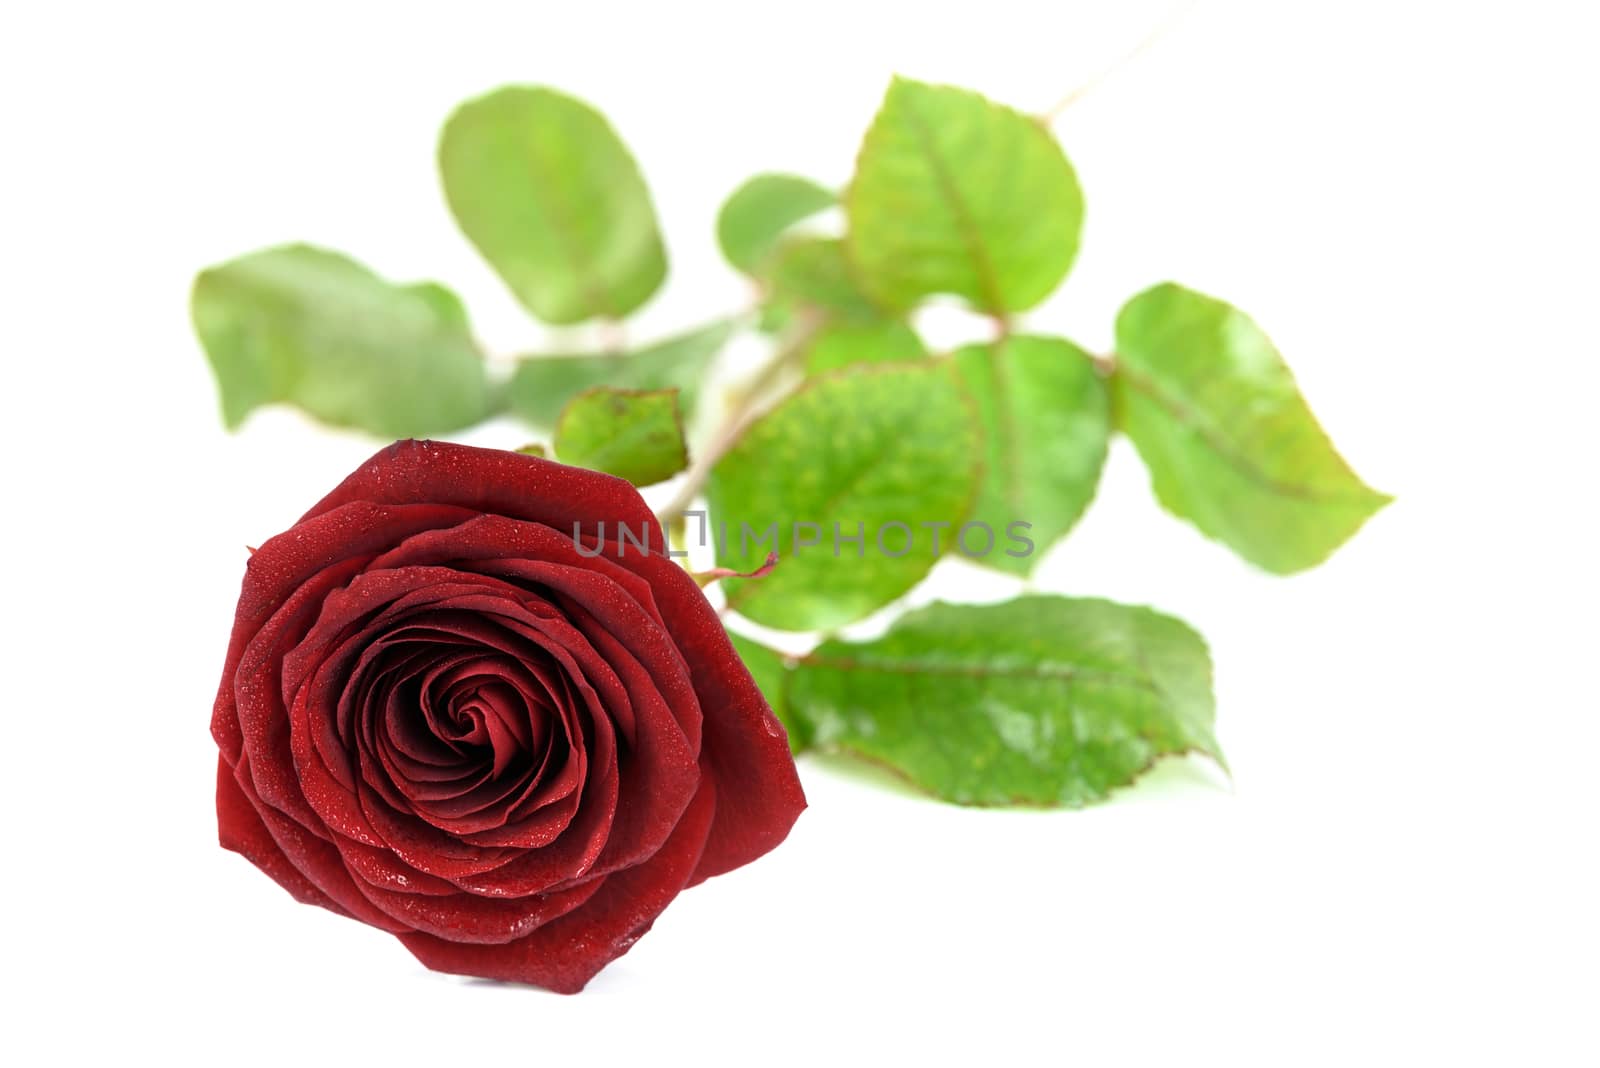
[553,387,688,486]
[761,239,925,369]
[788,597,1224,806]
[765,237,886,323]
[717,174,836,275]
[439,86,666,324]
[1114,283,1391,573]
[805,319,927,375]
[191,244,491,436]
[952,336,1110,575]
[707,363,980,631]
[846,78,1084,314]
[507,319,735,427]
[726,632,808,753]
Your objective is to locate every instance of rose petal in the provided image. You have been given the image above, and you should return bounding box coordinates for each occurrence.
[398,777,717,993]
[216,756,348,916]
[625,552,808,883]
[229,756,412,934]
[302,440,662,552]
[213,501,472,761]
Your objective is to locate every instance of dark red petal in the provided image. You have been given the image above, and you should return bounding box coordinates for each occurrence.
[212,501,473,761]
[278,571,607,855]
[391,606,699,895]
[301,440,662,549]
[332,517,705,878]
[368,512,669,636]
[335,836,460,897]
[231,757,412,934]
[231,556,373,834]
[626,552,807,883]
[216,757,349,917]
[398,777,717,994]
[343,867,607,945]
[485,555,703,752]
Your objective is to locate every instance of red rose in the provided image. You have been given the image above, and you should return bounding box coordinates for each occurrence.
[212,439,805,992]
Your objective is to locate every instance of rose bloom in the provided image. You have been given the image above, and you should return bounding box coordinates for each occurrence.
[211,440,805,992]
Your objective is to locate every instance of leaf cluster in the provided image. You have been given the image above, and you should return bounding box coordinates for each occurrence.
[193,78,1388,806]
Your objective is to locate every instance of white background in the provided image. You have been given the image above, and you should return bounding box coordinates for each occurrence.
[5,0,1597,1063]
